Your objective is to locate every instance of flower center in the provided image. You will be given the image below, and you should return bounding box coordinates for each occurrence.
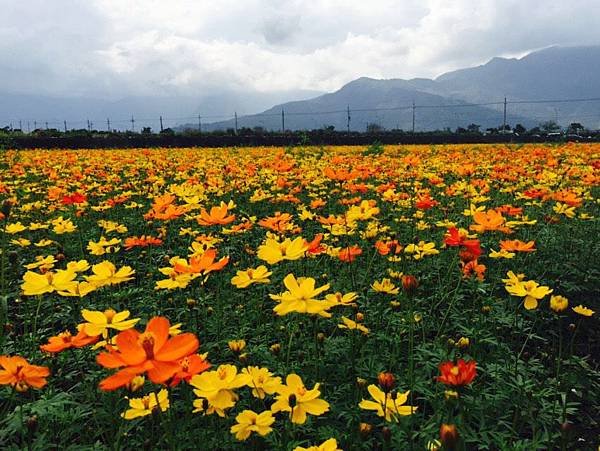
[139,333,155,359]
[217,367,228,380]
[104,309,117,323]
[450,366,460,376]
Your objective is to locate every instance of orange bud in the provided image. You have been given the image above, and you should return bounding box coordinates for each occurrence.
[440,424,459,450]
[401,274,419,293]
[377,372,396,392]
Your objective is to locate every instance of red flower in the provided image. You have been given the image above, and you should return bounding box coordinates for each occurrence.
[437,359,476,387]
[62,193,87,205]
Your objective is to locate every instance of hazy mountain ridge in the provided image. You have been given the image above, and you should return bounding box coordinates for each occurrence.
[201,45,600,132]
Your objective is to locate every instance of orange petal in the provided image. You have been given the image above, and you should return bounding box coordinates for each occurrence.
[155,334,199,362]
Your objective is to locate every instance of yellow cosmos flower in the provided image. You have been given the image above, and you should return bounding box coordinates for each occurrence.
[572,305,594,317]
[553,202,576,218]
[21,270,78,296]
[10,238,31,247]
[269,274,332,317]
[271,374,330,424]
[85,261,135,287]
[34,239,54,247]
[324,291,359,307]
[489,249,516,259]
[371,278,400,295]
[191,364,250,416]
[504,276,553,310]
[404,241,439,260]
[24,255,56,270]
[550,295,569,313]
[87,236,121,256]
[121,389,169,420]
[81,309,140,338]
[230,410,275,441]
[66,260,90,273]
[257,236,308,264]
[98,220,128,234]
[241,366,283,399]
[231,266,272,288]
[294,438,342,451]
[51,217,77,234]
[359,384,416,421]
[5,222,27,234]
[338,316,369,335]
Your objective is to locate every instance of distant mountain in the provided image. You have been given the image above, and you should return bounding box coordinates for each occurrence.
[0,89,322,132]
[201,45,600,132]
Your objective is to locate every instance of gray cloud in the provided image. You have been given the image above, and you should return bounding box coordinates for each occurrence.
[1,0,599,99]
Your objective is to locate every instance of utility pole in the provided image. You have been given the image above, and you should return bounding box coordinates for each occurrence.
[502,97,507,135]
[130,115,135,132]
[198,115,202,134]
[281,109,285,133]
[346,105,351,134]
[45,122,48,130]
[107,118,111,132]
[412,101,416,133]
[27,121,30,133]
[19,120,22,131]
[234,112,238,135]
[159,115,164,132]
[64,120,67,133]
[34,121,37,130]
[86,119,90,131]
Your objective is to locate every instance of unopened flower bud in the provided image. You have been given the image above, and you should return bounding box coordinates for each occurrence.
[228,339,246,354]
[317,332,326,343]
[270,343,281,354]
[439,424,459,450]
[382,426,392,442]
[238,353,249,365]
[359,422,372,438]
[356,312,364,322]
[401,274,419,294]
[288,394,297,408]
[356,377,367,388]
[186,298,197,306]
[378,372,396,392]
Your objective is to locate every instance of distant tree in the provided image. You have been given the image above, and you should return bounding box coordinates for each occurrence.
[529,126,541,135]
[160,128,175,136]
[366,123,384,133]
[486,127,499,135]
[322,125,335,133]
[455,127,467,134]
[467,123,481,133]
[541,121,560,133]
[568,122,584,134]
[141,127,152,135]
[513,124,527,135]
[253,126,265,134]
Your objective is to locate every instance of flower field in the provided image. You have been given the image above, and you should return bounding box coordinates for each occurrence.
[0,143,599,450]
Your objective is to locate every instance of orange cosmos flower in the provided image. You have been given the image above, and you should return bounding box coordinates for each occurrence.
[173,248,229,275]
[0,356,50,392]
[499,240,536,253]
[469,210,511,234]
[437,359,477,387]
[144,194,188,221]
[124,235,163,250]
[258,212,297,233]
[374,240,402,256]
[40,329,98,353]
[415,194,438,210]
[305,234,326,255]
[197,205,235,226]
[338,246,362,262]
[461,260,486,281]
[96,316,199,390]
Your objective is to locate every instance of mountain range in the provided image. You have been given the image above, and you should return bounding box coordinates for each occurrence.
[198,45,600,132]
[2,45,599,133]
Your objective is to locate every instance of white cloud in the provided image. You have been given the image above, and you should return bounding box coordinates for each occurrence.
[1,0,599,99]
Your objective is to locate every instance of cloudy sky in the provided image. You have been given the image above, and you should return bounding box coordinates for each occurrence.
[1,0,599,99]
